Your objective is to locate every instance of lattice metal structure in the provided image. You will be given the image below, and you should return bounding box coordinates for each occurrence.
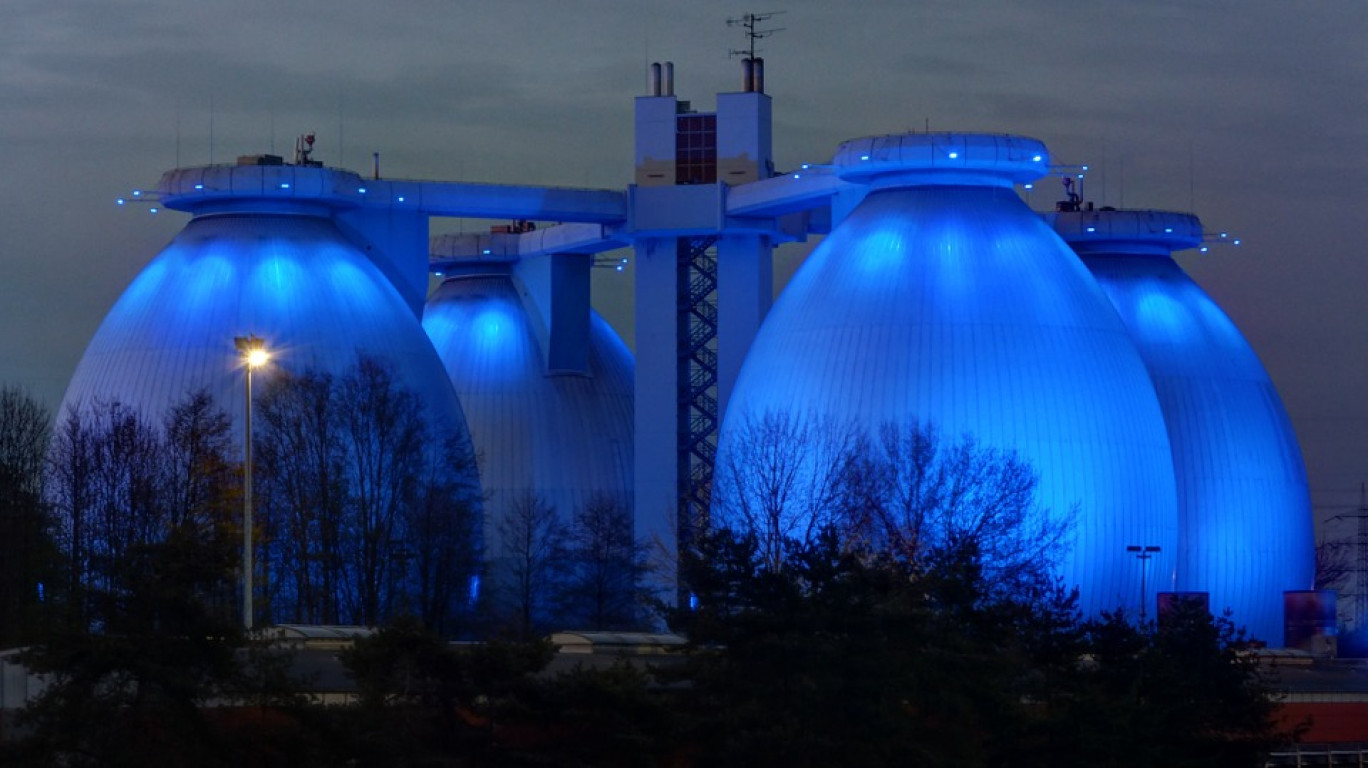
[676,236,719,550]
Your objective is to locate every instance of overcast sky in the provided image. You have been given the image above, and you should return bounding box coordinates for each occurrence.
[3,0,1365,529]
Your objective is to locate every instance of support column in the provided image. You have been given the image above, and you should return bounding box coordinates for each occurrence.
[715,234,771,422]
[633,237,681,570]
[334,208,430,319]
[512,253,592,375]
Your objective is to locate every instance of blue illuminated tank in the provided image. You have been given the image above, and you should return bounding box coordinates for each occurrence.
[719,133,1180,617]
[1052,209,1314,642]
[422,271,634,571]
[61,164,478,514]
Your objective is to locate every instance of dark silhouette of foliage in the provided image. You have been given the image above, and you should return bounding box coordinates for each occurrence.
[253,354,481,633]
[0,386,54,647]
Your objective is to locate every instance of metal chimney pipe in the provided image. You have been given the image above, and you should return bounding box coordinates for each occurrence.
[664,61,674,96]
[743,58,755,92]
[650,62,662,96]
[372,151,380,180]
[754,57,765,94]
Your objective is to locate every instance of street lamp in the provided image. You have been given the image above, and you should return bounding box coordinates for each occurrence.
[235,334,269,630]
[1126,544,1162,622]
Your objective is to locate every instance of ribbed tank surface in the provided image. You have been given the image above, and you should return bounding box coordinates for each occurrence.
[423,275,635,560]
[721,180,1180,617]
[1081,248,1313,642]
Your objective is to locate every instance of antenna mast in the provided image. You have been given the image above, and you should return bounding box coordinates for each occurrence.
[727,11,785,60]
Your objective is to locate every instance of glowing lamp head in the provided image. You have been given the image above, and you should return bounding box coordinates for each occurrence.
[235,335,271,368]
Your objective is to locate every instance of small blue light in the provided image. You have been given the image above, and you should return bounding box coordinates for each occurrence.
[149,207,159,214]
[1164,227,1173,233]
[1233,239,1242,246]
[860,154,870,161]
[1033,155,1043,162]
[1082,165,1090,171]
[1076,174,1084,179]
[1023,183,1033,190]
[620,257,628,263]
[1219,231,1228,239]
[116,198,126,205]
[194,184,204,190]
[132,190,142,197]
[793,173,801,179]
[948,151,959,159]
[689,593,699,610]
[615,264,624,272]
[1086,226,1096,233]
[357,187,367,194]
[279,182,290,189]
[801,163,811,170]
[434,271,444,277]
[1200,246,1209,253]
[396,196,405,202]
[482,248,492,256]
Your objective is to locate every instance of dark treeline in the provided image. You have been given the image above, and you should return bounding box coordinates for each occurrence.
[0,354,649,643]
[1,395,1297,765]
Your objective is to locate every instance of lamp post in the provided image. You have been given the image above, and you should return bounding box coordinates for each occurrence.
[235,334,269,630]
[1126,544,1162,622]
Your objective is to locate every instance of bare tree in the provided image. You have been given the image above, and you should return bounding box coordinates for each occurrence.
[47,400,167,604]
[495,490,569,638]
[407,431,482,637]
[713,410,1068,601]
[255,354,483,633]
[564,493,644,630]
[163,389,235,533]
[255,368,346,625]
[0,386,52,645]
[841,420,1071,600]
[335,355,426,627]
[711,410,860,570]
[45,394,242,626]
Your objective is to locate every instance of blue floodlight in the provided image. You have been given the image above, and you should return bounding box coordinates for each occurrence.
[116,198,126,205]
[357,187,367,194]
[1033,155,1043,162]
[1086,227,1097,233]
[397,196,406,203]
[948,151,959,159]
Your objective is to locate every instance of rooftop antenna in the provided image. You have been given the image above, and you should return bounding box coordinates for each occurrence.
[727,11,785,60]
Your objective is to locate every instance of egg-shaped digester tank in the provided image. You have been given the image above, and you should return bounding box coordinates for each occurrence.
[719,133,1180,617]
[62,211,471,428]
[60,166,482,624]
[422,269,634,589]
[1052,209,1314,643]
